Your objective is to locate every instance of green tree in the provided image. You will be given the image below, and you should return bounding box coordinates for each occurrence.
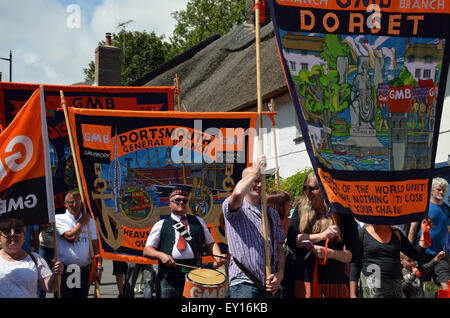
[83,30,171,85]
[320,34,351,71]
[266,168,313,202]
[83,1,246,84]
[169,0,246,57]
[294,66,351,150]
[391,66,417,87]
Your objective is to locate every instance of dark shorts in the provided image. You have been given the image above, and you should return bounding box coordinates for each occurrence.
[113,261,128,276]
[422,253,450,284]
[434,254,450,283]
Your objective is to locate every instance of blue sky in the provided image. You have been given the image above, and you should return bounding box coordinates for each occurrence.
[0,0,189,85]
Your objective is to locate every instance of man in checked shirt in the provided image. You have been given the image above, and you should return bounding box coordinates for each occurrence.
[222,155,286,298]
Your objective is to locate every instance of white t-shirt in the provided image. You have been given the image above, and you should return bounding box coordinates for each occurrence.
[55,210,98,266]
[146,213,215,259]
[0,252,52,298]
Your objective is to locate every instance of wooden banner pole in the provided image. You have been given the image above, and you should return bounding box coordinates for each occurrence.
[255,0,272,280]
[269,99,281,191]
[60,91,101,298]
[176,73,181,111]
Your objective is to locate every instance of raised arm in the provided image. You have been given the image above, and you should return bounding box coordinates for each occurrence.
[228,155,266,211]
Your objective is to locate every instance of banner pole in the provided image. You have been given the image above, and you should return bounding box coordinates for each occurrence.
[60,91,101,298]
[255,0,272,281]
[52,222,61,298]
[39,85,61,298]
[176,73,181,111]
[269,99,281,191]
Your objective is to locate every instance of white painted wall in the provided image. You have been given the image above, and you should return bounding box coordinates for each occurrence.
[253,93,312,179]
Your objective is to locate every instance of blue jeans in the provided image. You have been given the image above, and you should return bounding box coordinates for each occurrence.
[228,282,266,298]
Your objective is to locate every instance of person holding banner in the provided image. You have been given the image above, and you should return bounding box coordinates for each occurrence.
[55,191,102,298]
[408,177,450,290]
[286,172,359,298]
[223,155,286,298]
[143,189,225,298]
[0,218,64,298]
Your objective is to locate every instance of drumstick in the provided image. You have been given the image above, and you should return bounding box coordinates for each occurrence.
[174,262,200,270]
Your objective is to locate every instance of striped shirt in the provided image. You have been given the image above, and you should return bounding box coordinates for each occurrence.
[222,196,285,286]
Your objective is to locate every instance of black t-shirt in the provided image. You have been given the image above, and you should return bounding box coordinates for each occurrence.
[350,227,426,281]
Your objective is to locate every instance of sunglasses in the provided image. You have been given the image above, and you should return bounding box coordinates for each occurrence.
[0,228,24,237]
[170,198,188,204]
[304,185,320,192]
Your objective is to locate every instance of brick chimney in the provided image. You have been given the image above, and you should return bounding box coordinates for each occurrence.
[95,32,122,86]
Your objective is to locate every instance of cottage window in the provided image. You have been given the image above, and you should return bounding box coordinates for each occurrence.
[423,69,431,79]
[415,69,421,78]
[290,61,296,72]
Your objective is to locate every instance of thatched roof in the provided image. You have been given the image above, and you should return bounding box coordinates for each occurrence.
[132,22,288,112]
[405,43,444,60]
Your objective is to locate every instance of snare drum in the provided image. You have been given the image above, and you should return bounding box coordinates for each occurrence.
[183,268,228,298]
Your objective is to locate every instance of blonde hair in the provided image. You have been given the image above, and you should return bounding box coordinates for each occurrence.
[297,172,342,242]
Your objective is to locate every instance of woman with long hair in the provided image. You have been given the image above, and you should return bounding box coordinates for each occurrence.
[267,190,293,237]
[286,172,359,298]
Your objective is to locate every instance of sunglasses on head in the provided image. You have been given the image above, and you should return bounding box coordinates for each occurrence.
[304,185,320,192]
[0,228,24,236]
[170,198,188,204]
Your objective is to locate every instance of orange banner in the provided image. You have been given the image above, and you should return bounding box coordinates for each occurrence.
[0,89,44,191]
[66,107,258,263]
[0,87,54,226]
[318,169,429,217]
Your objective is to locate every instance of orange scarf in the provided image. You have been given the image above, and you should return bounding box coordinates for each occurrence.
[311,215,334,298]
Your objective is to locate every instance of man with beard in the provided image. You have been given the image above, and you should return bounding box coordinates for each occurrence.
[409,177,450,290]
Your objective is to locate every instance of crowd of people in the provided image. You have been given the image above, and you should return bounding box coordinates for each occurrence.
[0,156,448,299]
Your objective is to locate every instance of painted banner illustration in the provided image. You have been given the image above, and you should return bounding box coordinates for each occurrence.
[269,1,450,224]
[66,108,258,263]
[0,87,55,227]
[0,82,176,214]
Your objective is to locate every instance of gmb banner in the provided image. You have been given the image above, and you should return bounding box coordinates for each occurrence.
[269,1,450,224]
[66,108,257,263]
[0,87,55,227]
[0,82,175,215]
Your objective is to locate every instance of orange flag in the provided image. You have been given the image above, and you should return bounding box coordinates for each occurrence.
[0,86,55,226]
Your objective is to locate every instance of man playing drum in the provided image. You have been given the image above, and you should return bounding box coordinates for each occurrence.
[143,189,225,298]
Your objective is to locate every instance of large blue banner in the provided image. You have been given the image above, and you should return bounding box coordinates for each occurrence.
[269,0,450,224]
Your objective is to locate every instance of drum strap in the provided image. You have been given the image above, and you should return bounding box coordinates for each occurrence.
[170,216,203,265]
[172,217,193,242]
